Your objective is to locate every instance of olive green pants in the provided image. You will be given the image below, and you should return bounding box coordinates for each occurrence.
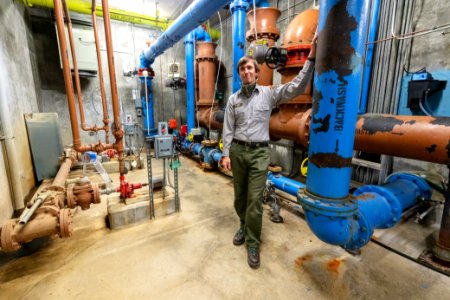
[230,143,269,248]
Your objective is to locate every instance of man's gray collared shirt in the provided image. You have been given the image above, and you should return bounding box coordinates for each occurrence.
[222,60,315,157]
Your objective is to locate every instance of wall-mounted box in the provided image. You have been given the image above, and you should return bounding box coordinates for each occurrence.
[56,23,98,77]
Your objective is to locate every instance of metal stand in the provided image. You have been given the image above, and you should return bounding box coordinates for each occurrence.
[146,137,155,218]
[146,136,180,217]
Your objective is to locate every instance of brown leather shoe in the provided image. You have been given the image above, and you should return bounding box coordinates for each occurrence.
[247,246,260,269]
[233,228,245,246]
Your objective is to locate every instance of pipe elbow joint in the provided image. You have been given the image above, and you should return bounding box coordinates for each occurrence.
[139,52,152,69]
[298,190,371,250]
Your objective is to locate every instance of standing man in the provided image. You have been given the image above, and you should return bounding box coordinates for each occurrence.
[220,36,317,269]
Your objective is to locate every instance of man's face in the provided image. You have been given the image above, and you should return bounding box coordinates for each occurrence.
[239,61,258,85]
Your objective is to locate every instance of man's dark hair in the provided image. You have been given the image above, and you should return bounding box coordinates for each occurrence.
[237,56,260,73]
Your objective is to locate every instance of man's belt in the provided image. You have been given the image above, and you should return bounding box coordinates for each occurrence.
[232,139,269,148]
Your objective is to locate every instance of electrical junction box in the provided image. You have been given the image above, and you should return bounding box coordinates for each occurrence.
[397,70,450,117]
[55,22,97,77]
[190,127,202,136]
[158,122,168,135]
[154,135,173,158]
[167,62,180,79]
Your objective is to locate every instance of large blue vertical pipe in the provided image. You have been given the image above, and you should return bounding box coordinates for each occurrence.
[230,0,250,92]
[184,27,211,132]
[142,0,231,67]
[184,32,196,132]
[141,76,154,135]
[306,0,371,199]
[358,0,380,114]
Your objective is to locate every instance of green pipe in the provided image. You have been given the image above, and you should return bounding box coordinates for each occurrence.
[17,0,170,30]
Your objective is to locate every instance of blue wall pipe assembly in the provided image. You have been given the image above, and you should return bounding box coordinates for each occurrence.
[267,172,305,196]
[181,140,222,167]
[141,0,231,68]
[184,27,212,132]
[230,0,250,92]
[358,0,381,114]
[294,0,434,251]
[141,76,155,135]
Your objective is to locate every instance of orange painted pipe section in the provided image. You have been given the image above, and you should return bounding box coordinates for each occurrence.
[196,108,223,130]
[101,0,125,175]
[92,0,110,143]
[246,7,281,86]
[62,0,109,135]
[196,42,217,106]
[354,114,450,165]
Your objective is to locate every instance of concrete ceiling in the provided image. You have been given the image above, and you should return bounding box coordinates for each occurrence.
[108,0,194,20]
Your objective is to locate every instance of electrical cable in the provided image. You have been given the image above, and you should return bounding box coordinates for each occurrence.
[368,0,450,44]
[208,11,223,136]
[418,90,433,116]
[253,0,258,43]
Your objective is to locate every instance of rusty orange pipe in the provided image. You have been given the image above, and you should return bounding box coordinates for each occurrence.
[53,0,82,150]
[101,0,124,175]
[62,0,109,135]
[54,0,112,153]
[269,111,450,165]
[196,108,223,130]
[354,114,450,165]
[246,7,281,86]
[91,0,110,143]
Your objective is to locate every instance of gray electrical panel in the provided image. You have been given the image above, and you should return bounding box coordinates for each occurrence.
[154,135,173,158]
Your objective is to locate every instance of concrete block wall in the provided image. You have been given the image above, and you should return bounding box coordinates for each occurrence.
[0,0,39,222]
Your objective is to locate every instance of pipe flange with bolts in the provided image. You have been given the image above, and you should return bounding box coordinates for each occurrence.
[0,220,21,252]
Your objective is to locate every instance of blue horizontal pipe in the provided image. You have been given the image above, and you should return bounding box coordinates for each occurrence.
[267,172,305,196]
[142,0,231,67]
[300,173,431,250]
[212,151,222,162]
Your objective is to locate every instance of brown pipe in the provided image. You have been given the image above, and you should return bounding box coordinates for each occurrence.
[246,7,281,86]
[92,0,110,143]
[355,115,450,165]
[52,157,74,188]
[433,168,450,262]
[101,0,125,175]
[196,108,223,130]
[53,0,82,150]
[196,42,217,106]
[269,112,450,164]
[61,0,108,134]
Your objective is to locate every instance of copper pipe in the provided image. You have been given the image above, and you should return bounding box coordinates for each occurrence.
[92,0,110,143]
[101,0,124,175]
[269,107,311,146]
[196,108,223,130]
[53,0,82,150]
[196,42,217,106]
[246,7,281,86]
[61,0,108,135]
[52,157,74,188]
[354,115,450,165]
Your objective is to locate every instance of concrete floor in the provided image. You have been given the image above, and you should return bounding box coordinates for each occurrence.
[1,157,449,299]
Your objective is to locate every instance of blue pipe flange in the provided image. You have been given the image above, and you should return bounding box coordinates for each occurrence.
[344,211,373,250]
[208,149,221,165]
[298,190,357,218]
[353,185,402,228]
[385,173,432,200]
[230,0,250,11]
